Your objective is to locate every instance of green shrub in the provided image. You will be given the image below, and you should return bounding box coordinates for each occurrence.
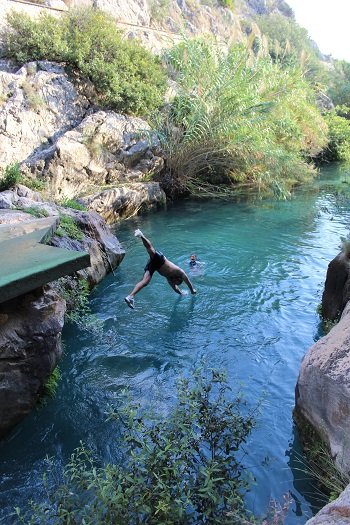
[320,109,350,163]
[256,14,327,86]
[2,9,166,117]
[0,163,21,191]
[60,198,87,211]
[39,366,61,406]
[218,0,234,9]
[327,60,350,107]
[56,214,84,240]
[19,368,256,524]
[0,163,46,193]
[20,206,49,218]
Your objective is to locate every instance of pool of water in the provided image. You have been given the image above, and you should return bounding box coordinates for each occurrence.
[1,164,350,524]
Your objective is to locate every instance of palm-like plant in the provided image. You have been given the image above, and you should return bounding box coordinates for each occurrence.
[157,38,327,198]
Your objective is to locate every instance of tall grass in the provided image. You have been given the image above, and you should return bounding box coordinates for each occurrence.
[157,38,327,198]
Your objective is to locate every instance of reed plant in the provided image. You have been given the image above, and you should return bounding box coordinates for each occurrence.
[157,38,327,198]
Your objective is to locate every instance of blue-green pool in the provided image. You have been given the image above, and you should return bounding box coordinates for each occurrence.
[1,164,350,524]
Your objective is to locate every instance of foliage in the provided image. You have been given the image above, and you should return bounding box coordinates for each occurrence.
[0,163,46,193]
[256,14,327,86]
[218,0,234,9]
[54,276,103,336]
[38,367,61,406]
[0,163,22,191]
[18,368,257,524]
[326,60,350,107]
[2,9,167,117]
[56,214,84,240]
[158,38,327,198]
[60,198,87,211]
[149,0,171,22]
[22,80,45,110]
[319,109,350,163]
[20,206,49,218]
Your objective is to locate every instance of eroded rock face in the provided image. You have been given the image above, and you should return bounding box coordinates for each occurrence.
[0,287,65,438]
[25,110,164,200]
[0,187,125,437]
[295,301,350,474]
[0,61,89,170]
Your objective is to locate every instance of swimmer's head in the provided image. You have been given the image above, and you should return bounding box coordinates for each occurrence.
[189,254,197,266]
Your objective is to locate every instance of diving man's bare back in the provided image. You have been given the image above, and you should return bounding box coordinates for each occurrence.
[124,230,196,309]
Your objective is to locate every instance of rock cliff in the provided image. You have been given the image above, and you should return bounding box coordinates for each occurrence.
[0,185,125,437]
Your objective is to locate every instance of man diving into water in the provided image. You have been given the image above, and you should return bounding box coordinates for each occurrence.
[125,229,197,309]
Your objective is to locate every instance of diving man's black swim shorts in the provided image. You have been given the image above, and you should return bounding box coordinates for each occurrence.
[144,251,166,276]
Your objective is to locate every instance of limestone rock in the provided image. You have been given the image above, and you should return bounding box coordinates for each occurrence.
[0,61,89,171]
[322,250,350,321]
[27,110,164,200]
[0,287,65,438]
[305,483,350,524]
[82,182,166,223]
[295,301,350,473]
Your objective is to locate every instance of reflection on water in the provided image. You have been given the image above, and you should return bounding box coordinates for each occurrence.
[1,164,350,524]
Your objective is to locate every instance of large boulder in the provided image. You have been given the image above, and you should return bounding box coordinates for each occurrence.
[321,248,350,321]
[295,301,350,474]
[0,287,65,438]
[82,182,166,223]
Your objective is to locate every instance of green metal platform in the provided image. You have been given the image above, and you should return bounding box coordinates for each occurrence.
[0,217,90,304]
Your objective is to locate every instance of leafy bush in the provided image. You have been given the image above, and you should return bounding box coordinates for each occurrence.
[2,9,166,117]
[319,109,350,163]
[19,368,256,524]
[158,39,327,198]
[326,59,350,107]
[0,163,21,191]
[56,214,84,240]
[218,0,234,9]
[60,198,87,211]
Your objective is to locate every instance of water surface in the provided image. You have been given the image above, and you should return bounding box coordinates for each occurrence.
[1,164,350,523]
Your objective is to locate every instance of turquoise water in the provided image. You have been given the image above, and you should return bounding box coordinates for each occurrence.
[1,164,350,524]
